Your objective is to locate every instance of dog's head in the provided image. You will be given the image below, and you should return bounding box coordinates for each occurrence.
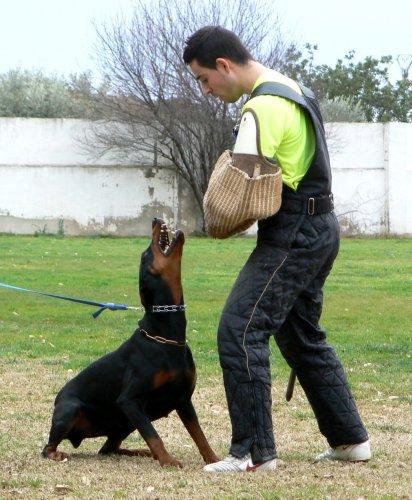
[139,218,185,309]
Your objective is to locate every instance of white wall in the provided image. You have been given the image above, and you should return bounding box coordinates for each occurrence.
[0,118,411,236]
[327,123,387,235]
[386,123,412,234]
[328,122,412,235]
[0,119,200,236]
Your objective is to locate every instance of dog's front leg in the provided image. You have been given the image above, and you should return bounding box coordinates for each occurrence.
[117,391,182,468]
[176,400,220,464]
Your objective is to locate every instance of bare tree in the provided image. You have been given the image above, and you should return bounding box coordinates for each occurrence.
[89,0,296,219]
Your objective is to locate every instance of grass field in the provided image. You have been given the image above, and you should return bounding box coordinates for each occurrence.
[0,235,411,498]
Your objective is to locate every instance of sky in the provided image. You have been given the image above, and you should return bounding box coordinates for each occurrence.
[0,0,411,81]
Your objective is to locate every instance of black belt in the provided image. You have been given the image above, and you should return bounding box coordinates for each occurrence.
[280,192,334,215]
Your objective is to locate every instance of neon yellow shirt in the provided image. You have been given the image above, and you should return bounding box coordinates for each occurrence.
[242,70,316,191]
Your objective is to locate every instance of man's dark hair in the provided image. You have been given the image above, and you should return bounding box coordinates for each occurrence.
[183,26,252,68]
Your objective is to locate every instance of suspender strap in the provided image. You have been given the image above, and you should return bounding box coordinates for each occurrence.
[250,82,311,106]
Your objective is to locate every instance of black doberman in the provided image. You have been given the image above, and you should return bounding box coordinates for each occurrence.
[42,218,219,468]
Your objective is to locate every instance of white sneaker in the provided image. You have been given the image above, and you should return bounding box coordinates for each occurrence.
[314,440,372,462]
[203,454,276,472]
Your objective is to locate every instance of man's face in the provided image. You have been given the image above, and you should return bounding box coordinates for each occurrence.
[189,58,242,103]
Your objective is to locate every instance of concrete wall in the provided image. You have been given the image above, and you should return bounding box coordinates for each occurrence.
[327,123,388,235]
[0,119,201,236]
[327,122,412,235]
[0,118,411,236]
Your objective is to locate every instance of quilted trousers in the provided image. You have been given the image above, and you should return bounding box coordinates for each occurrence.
[217,210,369,463]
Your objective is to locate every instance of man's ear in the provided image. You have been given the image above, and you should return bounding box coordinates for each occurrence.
[216,58,232,73]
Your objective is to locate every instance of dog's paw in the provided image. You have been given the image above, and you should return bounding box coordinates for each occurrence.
[204,454,221,464]
[44,450,69,462]
[159,456,183,468]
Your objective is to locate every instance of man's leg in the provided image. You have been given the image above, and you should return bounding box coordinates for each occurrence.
[217,242,290,463]
[275,218,369,448]
[276,287,369,447]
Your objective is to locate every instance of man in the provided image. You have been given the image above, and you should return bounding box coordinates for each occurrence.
[183,26,371,473]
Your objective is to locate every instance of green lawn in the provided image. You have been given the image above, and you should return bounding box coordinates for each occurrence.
[0,235,411,498]
[0,236,410,395]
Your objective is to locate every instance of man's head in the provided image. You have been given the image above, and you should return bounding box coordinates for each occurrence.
[183,26,253,103]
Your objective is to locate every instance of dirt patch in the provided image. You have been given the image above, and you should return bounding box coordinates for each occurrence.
[0,360,410,499]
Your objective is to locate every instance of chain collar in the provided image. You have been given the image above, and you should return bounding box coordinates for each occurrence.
[128,304,187,313]
[140,328,186,347]
[150,304,186,313]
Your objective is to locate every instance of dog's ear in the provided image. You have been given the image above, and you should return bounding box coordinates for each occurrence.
[170,231,185,260]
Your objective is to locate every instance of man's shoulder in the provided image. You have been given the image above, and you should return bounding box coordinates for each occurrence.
[243,94,293,113]
[252,69,303,96]
[242,70,303,118]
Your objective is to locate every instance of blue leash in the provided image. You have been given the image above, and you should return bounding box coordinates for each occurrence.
[0,281,141,318]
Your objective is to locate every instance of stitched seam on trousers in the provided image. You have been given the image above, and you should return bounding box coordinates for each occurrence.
[242,254,288,380]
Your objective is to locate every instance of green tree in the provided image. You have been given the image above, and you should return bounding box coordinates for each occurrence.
[320,96,366,123]
[0,69,100,118]
[286,46,412,122]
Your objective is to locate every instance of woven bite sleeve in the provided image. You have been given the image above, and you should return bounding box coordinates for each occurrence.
[203,150,282,239]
